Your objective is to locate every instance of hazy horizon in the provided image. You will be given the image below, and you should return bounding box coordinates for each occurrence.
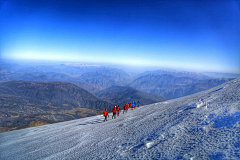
[1,58,240,75]
[1,0,240,74]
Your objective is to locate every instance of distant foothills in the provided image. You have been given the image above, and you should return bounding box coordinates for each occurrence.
[0,62,238,132]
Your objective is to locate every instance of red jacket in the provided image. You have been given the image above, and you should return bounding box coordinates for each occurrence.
[103,110,108,117]
[117,106,120,111]
[129,103,132,106]
[124,104,128,110]
[112,107,117,113]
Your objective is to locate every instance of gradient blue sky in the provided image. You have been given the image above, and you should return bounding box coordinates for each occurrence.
[1,0,240,73]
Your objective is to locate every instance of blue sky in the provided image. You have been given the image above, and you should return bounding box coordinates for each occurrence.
[1,0,240,73]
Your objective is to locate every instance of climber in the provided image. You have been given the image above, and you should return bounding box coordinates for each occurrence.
[129,102,133,110]
[126,103,129,112]
[137,101,141,107]
[134,101,137,109]
[133,101,137,109]
[123,103,127,114]
[103,109,108,122]
[117,105,120,116]
[132,102,135,110]
[112,106,117,119]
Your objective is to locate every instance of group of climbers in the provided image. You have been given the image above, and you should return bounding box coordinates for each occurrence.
[103,101,141,122]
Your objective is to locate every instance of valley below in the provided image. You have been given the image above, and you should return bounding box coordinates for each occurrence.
[0,62,238,133]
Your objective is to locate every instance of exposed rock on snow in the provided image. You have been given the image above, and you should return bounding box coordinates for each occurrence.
[0,78,240,159]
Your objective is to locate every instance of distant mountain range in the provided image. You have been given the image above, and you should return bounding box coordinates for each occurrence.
[0,71,102,93]
[0,62,237,133]
[96,86,167,107]
[129,74,232,99]
[137,69,211,80]
[79,67,132,89]
[202,72,240,78]
[0,63,132,91]
[132,74,196,87]
[1,62,236,100]
[0,81,112,132]
[17,63,102,76]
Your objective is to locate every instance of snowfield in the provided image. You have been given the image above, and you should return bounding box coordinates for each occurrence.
[1,78,240,159]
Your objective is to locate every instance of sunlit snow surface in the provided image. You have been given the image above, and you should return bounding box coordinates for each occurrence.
[1,79,240,160]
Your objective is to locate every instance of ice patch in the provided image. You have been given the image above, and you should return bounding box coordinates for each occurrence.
[196,100,208,109]
[161,134,165,139]
[197,102,204,108]
[146,141,154,148]
[202,125,211,134]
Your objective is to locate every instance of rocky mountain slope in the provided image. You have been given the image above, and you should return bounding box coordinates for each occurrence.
[0,81,111,109]
[0,81,112,132]
[96,86,167,107]
[0,78,239,159]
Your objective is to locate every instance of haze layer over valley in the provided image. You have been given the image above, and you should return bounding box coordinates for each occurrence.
[0,62,237,132]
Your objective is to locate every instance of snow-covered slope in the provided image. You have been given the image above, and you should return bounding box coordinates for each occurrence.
[1,78,240,159]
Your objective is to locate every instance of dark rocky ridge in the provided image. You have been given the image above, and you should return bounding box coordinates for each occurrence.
[0,81,111,110]
[0,81,112,132]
